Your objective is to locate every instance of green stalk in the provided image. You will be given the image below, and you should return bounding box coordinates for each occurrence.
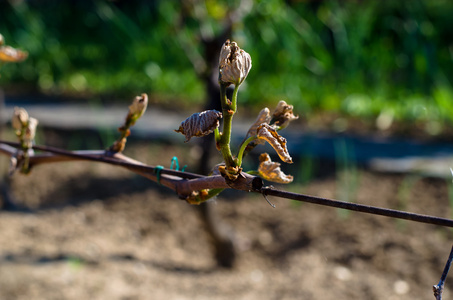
[237,135,258,167]
[218,83,240,169]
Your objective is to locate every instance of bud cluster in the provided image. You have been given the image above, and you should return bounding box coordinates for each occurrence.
[12,107,38,149]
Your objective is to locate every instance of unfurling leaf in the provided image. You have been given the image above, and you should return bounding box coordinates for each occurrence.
[245,108,271,141]
[271,100,299,129]
[0,45,28,63]
[24,117,38,146]
[175,110,222,142]
[12,107,29,134]
[218,40,252,86]
[126,93,148,126]
[257,123,293,163]
[258,153,293,184]
[12,106,38,148]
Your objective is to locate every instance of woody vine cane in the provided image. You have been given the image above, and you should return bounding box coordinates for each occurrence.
[2,37,453,299]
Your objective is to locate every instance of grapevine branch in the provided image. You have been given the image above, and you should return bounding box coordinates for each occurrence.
[2,37,452,297]
[2,139,453,229]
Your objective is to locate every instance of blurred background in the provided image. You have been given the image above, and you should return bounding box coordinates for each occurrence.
[1,0,453,134]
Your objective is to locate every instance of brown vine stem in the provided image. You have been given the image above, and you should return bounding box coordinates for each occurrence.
[433,245,453,299]
[2,140,453,228]
[261,187,453,228]
[0,140,256,199]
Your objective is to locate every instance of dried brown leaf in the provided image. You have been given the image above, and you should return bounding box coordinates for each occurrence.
[0,46,28,63]
[258,153,293,184]
[175,110,222,142]
[257,123,293,163]
[245,107,271,140]
[272,100,299,129]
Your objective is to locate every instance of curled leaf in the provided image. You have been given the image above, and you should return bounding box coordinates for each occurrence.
[0,45,28,63]
[24,117,38,147]
[218,40,252,86]
[245,107,271,141]
[258,153,293,184]
[175,110,222,142]
[271,100,299,129]
[12,107,29,133]
[257,123,293,163]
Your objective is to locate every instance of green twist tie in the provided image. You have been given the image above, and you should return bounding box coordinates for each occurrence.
[154,165,164,185]
[170,156,179,171]
[170,156,187,172]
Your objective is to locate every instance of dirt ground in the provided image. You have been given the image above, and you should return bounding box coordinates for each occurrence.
[1,141,453,300]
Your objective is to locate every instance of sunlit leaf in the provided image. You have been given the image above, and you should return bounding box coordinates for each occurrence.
[258,153,293,184]
[257,123,292,163]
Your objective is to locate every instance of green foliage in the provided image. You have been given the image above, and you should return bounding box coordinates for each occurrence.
[1,0,453,125]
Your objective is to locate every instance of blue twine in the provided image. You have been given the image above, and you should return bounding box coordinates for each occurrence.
[155,157,187,185]
[154,165,164,185]
[170,156,179,171]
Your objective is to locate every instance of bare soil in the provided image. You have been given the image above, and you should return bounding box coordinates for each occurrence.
[1,142,453,300]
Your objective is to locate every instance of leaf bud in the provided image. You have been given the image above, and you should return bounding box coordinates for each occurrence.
[24,117,39,143]
[126,93,148,126]
[218,40,252,86]
[12,107,29,133]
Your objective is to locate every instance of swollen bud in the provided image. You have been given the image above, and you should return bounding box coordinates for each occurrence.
[218,40,252,86]
[127,93,148,126]
[12,107,29,134]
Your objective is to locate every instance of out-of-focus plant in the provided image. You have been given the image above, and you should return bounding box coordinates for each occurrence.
[2,1,453,129]
[0,33,28,73]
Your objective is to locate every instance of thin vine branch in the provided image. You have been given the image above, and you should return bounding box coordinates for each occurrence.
[433,245,453,299]
[261,187,453,228]
[2,139,453,228]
